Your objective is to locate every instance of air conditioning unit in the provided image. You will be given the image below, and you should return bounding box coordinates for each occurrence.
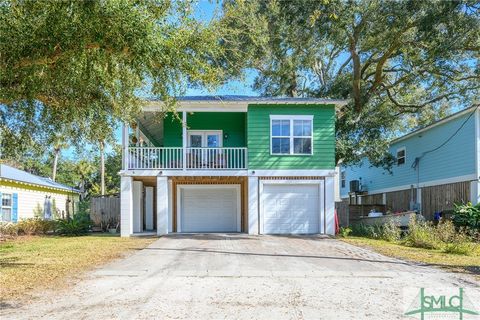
[350,180,360,193]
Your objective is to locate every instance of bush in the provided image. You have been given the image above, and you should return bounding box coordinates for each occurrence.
[381,219,402,242]
[339,227,352,237]
[56,212,91,236]
[0,222,19,237]
[453,202,480,230]
[443,239,476,255]
[434,220,458,243]
[17,218,56,235]
[351,220,401,242]
[403,216,439,249]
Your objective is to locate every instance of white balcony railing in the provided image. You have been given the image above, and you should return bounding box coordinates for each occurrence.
[127,147,247,170]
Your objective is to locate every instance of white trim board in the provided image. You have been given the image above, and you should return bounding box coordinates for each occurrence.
[142,99,348,113]
[250,169,335,177]
[340,173,477,198]
[121,169,336,177]
[176,184,241,233]
[476,107,480,181]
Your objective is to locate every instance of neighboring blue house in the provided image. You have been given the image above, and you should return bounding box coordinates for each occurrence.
[339,104,479,220]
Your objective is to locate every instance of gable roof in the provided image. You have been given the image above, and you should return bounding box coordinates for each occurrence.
[392,104,479,144]
[0,164,79,193]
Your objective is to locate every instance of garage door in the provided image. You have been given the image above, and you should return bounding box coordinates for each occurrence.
[179,186,240,232]
[262,184,320,234]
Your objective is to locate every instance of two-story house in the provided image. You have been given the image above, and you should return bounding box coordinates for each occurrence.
[119,96,346,236]
[339,104,479,221]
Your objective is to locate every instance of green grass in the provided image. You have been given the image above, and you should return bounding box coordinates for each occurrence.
[341,237,480,279]
[0,234,155,301]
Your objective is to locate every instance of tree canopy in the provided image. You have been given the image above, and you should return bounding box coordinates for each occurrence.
[219,0,480,166]
[0,0,227,159]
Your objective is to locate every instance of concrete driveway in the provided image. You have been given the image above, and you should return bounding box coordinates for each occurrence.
[2,234,478,319]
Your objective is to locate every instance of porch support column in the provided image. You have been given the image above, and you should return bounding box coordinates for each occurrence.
[471,181,480,205]
[248,176,259,235]
[120,176,133,237]
[122,122,129,170]
[325,176,335,235]
[157,176,169,235]
[182,111,187,171]
[416,188,422,210]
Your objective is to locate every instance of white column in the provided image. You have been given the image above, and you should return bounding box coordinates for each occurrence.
[120,176,133,237]
[182,111,187,171]
[168,179,173,233]
[122,122,129,170]
[325,176,335,235]
[157,176,169,235]
[471,181,480,205]
[416,188,422,209]
[132,181,143,233]
[382,193,387,205]
[145,187,154,230]
[248,176,259,235]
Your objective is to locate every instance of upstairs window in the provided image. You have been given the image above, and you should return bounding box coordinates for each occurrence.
[397,147,406,166]
[271,115,313,155]
[341,170,346,188]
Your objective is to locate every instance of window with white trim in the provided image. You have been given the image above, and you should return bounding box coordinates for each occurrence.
[1,193,12,222]
[396,147,406,166]
[271,115,313,155]
[341,170,346,188]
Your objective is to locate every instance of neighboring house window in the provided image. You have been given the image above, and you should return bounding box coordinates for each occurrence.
[1,193,12,222]
[397,147,406,166]
[341,170,346,188]
[270,115,313,155]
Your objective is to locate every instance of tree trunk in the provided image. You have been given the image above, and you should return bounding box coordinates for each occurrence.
[100,140,105,196]
[80,179,86,201]
[52,147,60,181]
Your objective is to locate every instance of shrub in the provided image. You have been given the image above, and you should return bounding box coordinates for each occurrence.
[403,216,439,249]
[17,218,56,235]
[56,211,91,236]
[453,202,480,230]
[32,203,43,218]
[351,223,383,239]
[0,222,19,237]
[381,219,402,242]
[350,220,401,242]
[339,227,352,237]
[434,220,457,243]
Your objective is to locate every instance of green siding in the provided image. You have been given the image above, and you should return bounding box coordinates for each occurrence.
[163,112,246,147]
[247,104,335,169]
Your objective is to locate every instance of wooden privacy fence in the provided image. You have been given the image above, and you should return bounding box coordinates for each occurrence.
[90,195,120,227]
[421,181,470,220]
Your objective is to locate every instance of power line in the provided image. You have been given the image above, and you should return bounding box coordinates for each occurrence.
[412,104,478,169]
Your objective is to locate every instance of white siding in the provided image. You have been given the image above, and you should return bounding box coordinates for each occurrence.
[0,185,74,220]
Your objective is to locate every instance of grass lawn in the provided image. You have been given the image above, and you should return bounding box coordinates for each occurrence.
[341,237,480,279]
[0,234,155,301]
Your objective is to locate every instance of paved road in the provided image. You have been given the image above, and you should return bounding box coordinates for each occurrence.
[2,234,479,319]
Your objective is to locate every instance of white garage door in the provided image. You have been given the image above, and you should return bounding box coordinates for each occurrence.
[262,184,321,234]
[179,186,240,233]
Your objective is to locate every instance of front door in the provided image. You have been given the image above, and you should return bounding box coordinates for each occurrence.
[187,130,222,148]
[187,131,222,168]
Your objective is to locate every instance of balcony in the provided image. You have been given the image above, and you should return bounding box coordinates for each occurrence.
[126,147,248,170]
